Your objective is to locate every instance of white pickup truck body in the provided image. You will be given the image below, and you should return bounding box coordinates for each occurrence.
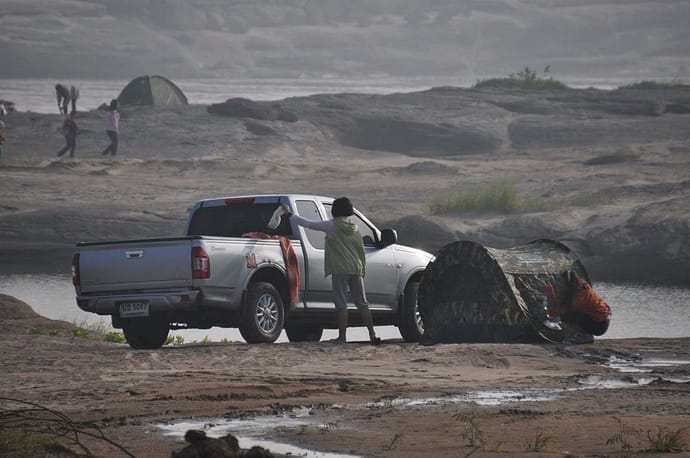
[72,194,433,348]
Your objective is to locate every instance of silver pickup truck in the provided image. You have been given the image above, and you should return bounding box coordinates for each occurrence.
[71,194,433,349]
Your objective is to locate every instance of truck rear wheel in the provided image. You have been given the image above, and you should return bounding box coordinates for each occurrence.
[122,318,169,350]
[285,325,323,342]
[240,282,285,344]
[398,281,424,342]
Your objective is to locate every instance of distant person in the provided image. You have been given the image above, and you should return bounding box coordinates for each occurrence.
[56,111,78,158]
[55,84,70,115]
[70,86,80,113]
[0,120,5,159]
[544,271,612,336]
[101,99,120,157]
[281,198,382,345]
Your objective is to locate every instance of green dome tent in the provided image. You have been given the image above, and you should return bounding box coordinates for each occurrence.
[117,75,188,106]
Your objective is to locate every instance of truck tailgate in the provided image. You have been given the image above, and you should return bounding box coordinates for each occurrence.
[78,237,194,293]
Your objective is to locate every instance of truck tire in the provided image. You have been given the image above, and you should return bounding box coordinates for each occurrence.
[122,318,169,350]
[285,325,324,342]
[240,282,285,344]
[398,281,424,342]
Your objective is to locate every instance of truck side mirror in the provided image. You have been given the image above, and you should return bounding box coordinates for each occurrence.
[380,229,398,248]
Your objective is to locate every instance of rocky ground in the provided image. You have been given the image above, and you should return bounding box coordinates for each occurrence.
[0,85,689,284]
[1,295,689,457]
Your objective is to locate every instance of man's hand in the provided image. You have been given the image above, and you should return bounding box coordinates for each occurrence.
[281,204,292,217]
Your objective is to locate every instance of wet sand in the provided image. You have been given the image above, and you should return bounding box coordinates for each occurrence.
[1,295,688,457]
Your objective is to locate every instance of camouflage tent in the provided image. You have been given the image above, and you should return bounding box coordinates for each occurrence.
[418,239,593,344]
[118,75,188,106]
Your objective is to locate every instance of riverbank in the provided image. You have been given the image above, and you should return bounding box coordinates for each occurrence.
[1,86,690,284]
[1,295,688,457]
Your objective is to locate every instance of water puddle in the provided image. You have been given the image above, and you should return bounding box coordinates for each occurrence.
[604,355,690,382]
[367,389,562,408]
[576,375,656,388]
[157,408,359,458]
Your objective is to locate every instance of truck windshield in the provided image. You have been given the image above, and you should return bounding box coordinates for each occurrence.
[187,203,293,237]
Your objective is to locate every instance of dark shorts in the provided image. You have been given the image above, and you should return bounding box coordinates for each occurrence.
[332,274,368,311]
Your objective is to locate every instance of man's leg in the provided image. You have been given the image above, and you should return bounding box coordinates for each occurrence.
[331,275,349,342]
[110,131,118,155]
[56,141,69,157]
[349,276,380,344]
[336,309,347,342]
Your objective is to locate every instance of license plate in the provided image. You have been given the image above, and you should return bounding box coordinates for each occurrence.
[119,301,149,317]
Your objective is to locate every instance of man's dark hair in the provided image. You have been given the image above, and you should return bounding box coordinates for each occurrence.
[109,99,119,110]
[331,197,354,217]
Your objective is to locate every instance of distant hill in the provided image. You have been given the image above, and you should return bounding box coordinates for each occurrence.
[1,0,689,82]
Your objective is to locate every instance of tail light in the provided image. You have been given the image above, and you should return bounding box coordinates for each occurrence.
[192,247,210,279]
[71,252,80,286]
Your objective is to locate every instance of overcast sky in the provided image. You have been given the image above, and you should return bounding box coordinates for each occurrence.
[1,0,689,82]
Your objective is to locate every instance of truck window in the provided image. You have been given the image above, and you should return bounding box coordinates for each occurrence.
[188,203,293,237]
[295,200,326,249]
[322,203,377,246]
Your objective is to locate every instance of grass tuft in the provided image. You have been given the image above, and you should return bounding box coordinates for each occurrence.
[0,430,82,457]
[525,430,557,452]
[104,331,126,343]
[429,181,551,215]
[646,426,688,453]
[29,328,59,336]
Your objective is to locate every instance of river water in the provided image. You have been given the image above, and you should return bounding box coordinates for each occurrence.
[0,75,624,114]
[0,273,687,342]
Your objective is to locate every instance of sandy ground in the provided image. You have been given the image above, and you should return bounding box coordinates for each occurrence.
[1,295,689,457]
[0,88,689,456]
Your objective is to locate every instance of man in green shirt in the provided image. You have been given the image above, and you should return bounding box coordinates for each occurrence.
[283,197,381,345]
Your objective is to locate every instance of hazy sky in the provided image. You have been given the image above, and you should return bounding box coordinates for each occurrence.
[2,0,689,82]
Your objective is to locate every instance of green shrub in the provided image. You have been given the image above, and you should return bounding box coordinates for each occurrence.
[474,66,568,90]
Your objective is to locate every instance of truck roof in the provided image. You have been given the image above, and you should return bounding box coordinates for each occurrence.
[196,194,334,206]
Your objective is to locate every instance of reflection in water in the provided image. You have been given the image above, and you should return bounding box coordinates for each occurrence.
[0,275,688,341]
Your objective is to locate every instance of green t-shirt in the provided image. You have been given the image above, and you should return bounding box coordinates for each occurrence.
[324,217,366,277]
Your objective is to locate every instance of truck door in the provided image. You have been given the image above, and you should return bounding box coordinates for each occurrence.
[294,199,331,308]
[295,199,398,311]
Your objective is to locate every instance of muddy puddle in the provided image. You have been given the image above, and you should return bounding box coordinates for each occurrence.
[157,408,359,458]
[157,349,688,455]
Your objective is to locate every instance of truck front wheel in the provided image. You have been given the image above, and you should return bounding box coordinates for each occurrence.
[240,282,285,344]
[122,318,169,350]
[398,281,424,342]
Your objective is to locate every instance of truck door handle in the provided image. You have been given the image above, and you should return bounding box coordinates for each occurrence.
[126,250,144,259]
